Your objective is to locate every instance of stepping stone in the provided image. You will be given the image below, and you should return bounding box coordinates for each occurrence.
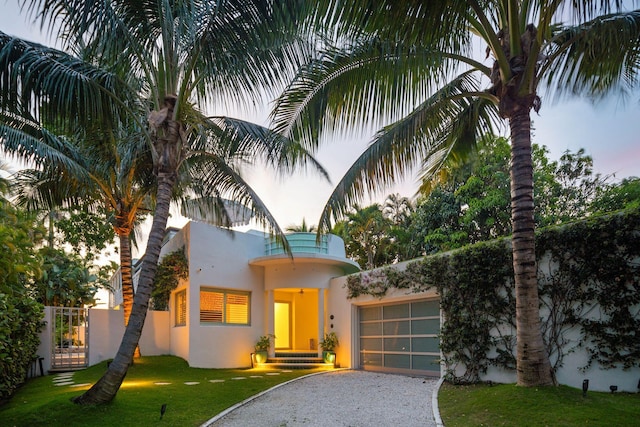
[231,377,246,380]
[54,381,75,386]
[249,375,263,378]
[184,382,200,385]
[55,373,74,378]
[154,382,171,385]
[70,383,91,387]
[265,373,280,376]
[281,370,293,373]
[209,379,225,383]
[53,376,74,381]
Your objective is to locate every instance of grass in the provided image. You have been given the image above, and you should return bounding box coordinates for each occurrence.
[0,355,324,427]
[439,382,640,427]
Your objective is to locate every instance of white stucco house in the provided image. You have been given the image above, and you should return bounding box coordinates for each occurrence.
[155,220,437,376]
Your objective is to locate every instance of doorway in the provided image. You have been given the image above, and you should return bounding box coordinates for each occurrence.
[274,301,291,349]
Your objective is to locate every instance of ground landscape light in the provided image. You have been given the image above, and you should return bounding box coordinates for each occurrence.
[609,385,618,393]
[582,379,589,397]
[160,403,167,420]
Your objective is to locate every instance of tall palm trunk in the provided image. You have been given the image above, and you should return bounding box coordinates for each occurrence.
[118,232,141,358]
[508,109,554,387]
[72,172,177,404]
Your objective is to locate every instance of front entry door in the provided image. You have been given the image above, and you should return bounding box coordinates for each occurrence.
[274,301,291,349]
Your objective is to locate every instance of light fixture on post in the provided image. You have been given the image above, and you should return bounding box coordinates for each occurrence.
[582,379,589,397]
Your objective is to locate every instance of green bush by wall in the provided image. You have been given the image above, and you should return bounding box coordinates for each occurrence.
[346,207,640,383]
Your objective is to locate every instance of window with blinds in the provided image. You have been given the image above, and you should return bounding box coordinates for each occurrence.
[200,288,250,325]
[175,290,186,326]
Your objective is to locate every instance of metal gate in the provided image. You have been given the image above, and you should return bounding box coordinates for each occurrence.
[50,307,89,371]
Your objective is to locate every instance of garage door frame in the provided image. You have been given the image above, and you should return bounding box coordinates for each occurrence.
[356,298,441,377]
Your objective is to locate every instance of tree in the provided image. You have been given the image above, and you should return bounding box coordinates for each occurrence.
[333,204,394,269]
[382,193,413,226]
[9,125,155,357]
[590,177,640,213]
[30,247,101,307]
[0,181,44,400]
[534,148,608,226]
[0,0,320,404]
[273,1,640,386]
[285,218,317,232]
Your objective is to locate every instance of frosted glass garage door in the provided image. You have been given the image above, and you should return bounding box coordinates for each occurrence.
[359,299,440,375]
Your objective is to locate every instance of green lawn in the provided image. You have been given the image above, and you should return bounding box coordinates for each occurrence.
[0,356,323,427]
[439,382,640,427]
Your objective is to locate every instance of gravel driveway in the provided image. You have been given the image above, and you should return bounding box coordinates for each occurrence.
[203,370,440,427]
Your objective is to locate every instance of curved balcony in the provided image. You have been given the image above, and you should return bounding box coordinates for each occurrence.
[249,232,360,274]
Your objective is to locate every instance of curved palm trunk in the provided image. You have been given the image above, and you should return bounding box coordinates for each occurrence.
[509,110,554,387]
[118,232,141,359]
[72,172,177,404]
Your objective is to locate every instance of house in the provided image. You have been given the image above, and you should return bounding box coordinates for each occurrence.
[160,221,360,369]
[153,220,443,376]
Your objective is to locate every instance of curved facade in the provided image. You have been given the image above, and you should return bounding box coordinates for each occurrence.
[162,222,359,368]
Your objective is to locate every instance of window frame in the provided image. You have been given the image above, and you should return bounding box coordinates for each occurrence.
[199,287,251,326]
[174,289,187,327]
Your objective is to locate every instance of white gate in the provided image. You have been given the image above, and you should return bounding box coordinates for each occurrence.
[50,307,89,371]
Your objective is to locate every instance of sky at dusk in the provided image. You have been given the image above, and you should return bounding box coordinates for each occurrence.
[2,2,639,238]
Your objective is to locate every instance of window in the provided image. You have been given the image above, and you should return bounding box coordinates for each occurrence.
[175,290,186,326]
[200,288,250,325]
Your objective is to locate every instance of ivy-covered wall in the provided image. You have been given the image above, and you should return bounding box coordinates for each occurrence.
[345,208,640,390]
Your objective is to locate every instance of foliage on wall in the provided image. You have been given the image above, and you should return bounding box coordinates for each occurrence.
[345,207,640,383]
[536,209,640,371]
[151,248,189,311]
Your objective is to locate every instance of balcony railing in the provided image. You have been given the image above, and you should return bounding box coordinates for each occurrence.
[264,233,329,256]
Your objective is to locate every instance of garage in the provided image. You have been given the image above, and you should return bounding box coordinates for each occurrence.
[358,298,441,376]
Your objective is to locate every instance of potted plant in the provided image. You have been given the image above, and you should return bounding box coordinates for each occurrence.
[254,334,275,364]
[319,332,339,364]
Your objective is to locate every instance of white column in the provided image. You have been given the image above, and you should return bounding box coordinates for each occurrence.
[317,289,325,357]
[267,290,275,357]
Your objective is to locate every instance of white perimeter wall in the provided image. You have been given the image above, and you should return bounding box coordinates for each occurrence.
[88,309,171,366]
[333,258,640,393]
[37,307,170,373]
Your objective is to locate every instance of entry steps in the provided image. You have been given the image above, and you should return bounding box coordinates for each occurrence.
[261,351,334,370]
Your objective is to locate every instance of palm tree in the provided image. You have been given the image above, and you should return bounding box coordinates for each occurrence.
[285,217,318,232]
[7,121,154,359]
[382,193,413,226]
[0,0,320,403]
[335,203,393,269]
[272,1,640,386]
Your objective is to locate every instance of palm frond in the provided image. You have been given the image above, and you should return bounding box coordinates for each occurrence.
[11,168,96,212]
[181,152,290,252]
[271,38,456,150]
[180,196,253,228]
[0,111,93,179]
[544,10,640,102]
[0,32,133,129]
[192,116,329,181]
[316,72,499,232]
